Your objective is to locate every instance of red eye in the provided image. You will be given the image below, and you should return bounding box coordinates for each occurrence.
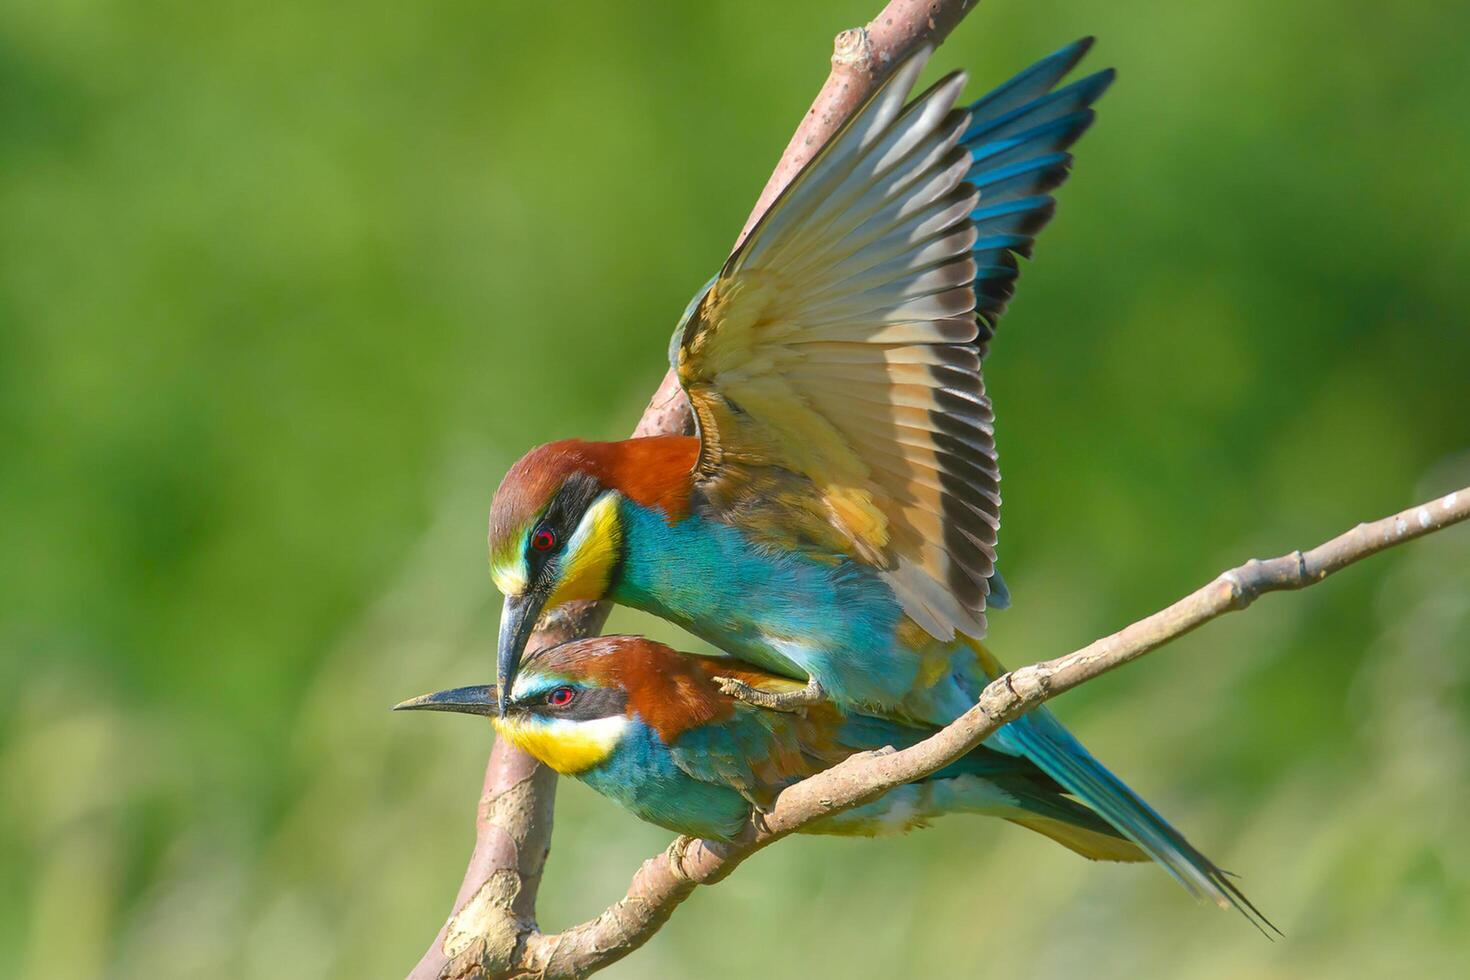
[546,686,576,707]
[531,527,557,552]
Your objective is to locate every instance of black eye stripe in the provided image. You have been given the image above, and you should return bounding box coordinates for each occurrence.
[523,685,626,721]
[525,530,555,579]
[525,473,607,582]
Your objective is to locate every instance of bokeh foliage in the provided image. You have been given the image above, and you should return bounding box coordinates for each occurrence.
[3,1,1469,976]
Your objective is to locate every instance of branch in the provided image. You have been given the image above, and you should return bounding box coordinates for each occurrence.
[508,487,1470,977]
[734,0,980,249]
[409,4,980,977]
[407,379,685,980]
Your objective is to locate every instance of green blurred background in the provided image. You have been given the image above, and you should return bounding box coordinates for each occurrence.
[4,1,1469,976]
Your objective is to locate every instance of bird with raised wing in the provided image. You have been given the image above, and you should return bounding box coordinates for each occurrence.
[483,39,1266,924]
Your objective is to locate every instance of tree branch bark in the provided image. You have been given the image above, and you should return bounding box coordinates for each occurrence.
[502,486,1470,978]
[407,379,687,980]
[409,4,980,978]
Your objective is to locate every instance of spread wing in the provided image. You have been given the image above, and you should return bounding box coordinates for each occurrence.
[672,40,1111,640]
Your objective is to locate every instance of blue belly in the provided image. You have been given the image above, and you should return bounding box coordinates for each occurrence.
[612,503,980,721]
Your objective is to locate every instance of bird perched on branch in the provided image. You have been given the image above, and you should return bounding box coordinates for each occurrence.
[484,39,1267,925]
[399,635,1146,857]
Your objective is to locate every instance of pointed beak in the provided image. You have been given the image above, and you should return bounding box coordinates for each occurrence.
[393,684,501,717]
[497,592,543,715]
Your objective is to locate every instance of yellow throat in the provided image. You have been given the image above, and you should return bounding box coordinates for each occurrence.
[491,714,628,775]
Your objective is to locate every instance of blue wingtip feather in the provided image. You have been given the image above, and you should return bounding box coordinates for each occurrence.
[963,74,1113,146]
[956,42,1114,336]
[966,36,1097,119]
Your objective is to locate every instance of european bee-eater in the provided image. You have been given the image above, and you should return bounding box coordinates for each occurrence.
[484,39,1265,924]
[399,635,1149,857]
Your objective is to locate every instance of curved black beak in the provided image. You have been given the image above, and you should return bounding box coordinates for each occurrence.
[393,684,500,716]
[497,592,543,714]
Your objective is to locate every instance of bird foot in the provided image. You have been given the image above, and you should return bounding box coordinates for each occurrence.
[713,675,827,713]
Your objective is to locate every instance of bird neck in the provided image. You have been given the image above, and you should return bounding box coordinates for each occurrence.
[584,435,699,520]
[608,497,807,672]
[572,718,751,840]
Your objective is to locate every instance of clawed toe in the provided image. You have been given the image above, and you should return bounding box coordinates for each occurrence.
[713,675,827,713]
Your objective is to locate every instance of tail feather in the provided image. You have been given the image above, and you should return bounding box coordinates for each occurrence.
[912,773,1147,863]
[1005,813,1149,863]
[996,706,1277,935]
[970,642,1277,934]
[987,775,1148,863]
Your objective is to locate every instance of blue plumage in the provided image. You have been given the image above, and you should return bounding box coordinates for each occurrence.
[611,501,917,708]
[579,719,752,841]
[960,38,1114,346]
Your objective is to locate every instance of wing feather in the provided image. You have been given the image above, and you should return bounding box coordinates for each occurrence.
[674,40,1112,639]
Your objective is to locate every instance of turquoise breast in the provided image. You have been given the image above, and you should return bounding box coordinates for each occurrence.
[611,499,976,715]
[577,720,749,840]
